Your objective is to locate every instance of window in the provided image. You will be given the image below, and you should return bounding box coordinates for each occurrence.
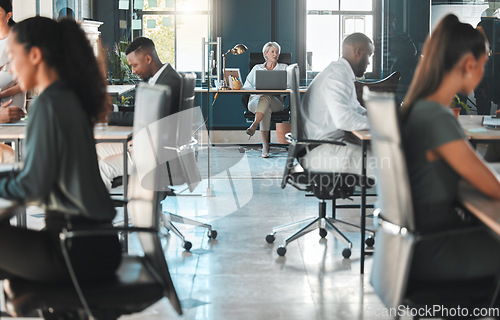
[136,0,211,72]
[306,0,376,75]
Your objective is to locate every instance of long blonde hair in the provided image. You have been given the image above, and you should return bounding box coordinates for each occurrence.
[401,14,486,119]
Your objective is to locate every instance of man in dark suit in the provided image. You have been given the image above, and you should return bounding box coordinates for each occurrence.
[126,37,181,110]
[98,37,182,189]
[108,37,182,126]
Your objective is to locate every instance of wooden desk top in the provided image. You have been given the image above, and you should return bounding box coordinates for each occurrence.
[107,85,135,96]
[458,115,500,140]
[94,126,133,140]
[194,88,289,94]
[350,130,371,141]
[0,125,25,140]
[459,181,500,237]
[351,115,500,142]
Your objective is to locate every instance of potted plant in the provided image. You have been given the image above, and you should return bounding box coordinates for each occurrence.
[451,94,470,118]
[107,38,140,85]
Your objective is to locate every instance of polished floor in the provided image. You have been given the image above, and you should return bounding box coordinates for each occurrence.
[3,145,389,320]
[122,145,392,320]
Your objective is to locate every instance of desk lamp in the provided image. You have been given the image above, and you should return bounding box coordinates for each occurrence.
[221,43,247,90]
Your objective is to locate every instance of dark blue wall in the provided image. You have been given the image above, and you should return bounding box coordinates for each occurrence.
[207,0,297,129]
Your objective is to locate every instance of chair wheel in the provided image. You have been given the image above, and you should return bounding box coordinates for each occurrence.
[342,248,351,259]
[183,241,192,251]
[265,234,275,244]
[365,236,375,247]
[319,228,327,238]
[277,246,287,256]
[208,230,218,239]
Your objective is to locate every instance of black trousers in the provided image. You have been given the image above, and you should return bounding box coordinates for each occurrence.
[0,212,121,283]
[412,204,500,282]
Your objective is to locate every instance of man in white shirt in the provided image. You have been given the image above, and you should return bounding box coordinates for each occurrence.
[98,37,181,189]
[300,33,374,176]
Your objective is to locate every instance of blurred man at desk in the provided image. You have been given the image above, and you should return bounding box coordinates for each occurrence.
[300,33,374,176]
[98,37,181,189]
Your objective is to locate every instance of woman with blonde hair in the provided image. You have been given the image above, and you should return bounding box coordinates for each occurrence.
[402,14,500,282]
[243,41,287,158]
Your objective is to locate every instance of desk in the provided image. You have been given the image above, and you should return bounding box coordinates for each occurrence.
[459,181,500,306]
[459,182,500,237]
[459,115,500,141]
[94,126,133,251]
[194,88,308,95]
[107,84,135,98]
[93,126,134,202]
[0,125,24,161]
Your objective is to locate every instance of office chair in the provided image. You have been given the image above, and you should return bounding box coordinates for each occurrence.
[365,88,497,319]
[241,52,292,142]
[159,72,217,251]
[265,64,375,258]
[354,71,400,106]
[3,84,182,320]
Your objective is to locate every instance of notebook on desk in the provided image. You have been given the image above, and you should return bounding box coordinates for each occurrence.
[483,115,500,129]
[255,70,287,90]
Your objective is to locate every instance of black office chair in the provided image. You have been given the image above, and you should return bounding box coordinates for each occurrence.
[265,64,375,258]
[241,52,292,138]
[354,71,400,107]
[3,84,182,320]
[365,88,498,319]
[160,72,217,251]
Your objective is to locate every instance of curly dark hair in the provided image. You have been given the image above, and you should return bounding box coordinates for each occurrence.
[12,16,107,125]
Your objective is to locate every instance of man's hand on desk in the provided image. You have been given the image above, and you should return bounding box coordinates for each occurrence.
[0,99,26,123]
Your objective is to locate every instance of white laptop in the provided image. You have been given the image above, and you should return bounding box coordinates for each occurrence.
[255,70,287,90]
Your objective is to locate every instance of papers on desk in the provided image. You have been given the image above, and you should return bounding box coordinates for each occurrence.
[482,116,500,129]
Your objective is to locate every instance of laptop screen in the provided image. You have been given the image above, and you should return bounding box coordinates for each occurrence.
[255,70,287,90]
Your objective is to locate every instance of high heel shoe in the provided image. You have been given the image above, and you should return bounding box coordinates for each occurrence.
[246,127,256,140]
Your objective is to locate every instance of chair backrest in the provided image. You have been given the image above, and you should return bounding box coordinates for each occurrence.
[176,72,197,147]
[287,63,302,140]
[129,83,182,315]
[281,64,301,189]
[364,88,415,311]
[364,88,415,229]
[171,72,201,192]
[248,52,292,71]
[133,81,201,193]
[179,72,197,112]
[355,71,400,106]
